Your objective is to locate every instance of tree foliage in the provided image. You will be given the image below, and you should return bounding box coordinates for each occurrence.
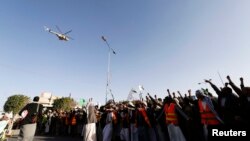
[53,97,77,112]
[4,94,30,114]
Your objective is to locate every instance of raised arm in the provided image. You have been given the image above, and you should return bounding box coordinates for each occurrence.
[240,77,244,90]
[205,79,221,95]
[167,89,172,98]
[226,75,242,96]
[147,93,156,103]
[177,91,184,100]
[172,92,176,98]
[188,89,191,98]
[188,89,194,102]
[147,93,163,107]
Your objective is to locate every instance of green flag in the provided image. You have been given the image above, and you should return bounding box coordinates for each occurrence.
[79,98,86,106]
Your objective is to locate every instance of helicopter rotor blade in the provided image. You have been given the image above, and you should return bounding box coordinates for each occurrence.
[64,30,72,35]
[67,35,74,40]
[55,25,63,33]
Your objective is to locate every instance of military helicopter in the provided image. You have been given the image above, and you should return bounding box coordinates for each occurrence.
[44,26,73,41]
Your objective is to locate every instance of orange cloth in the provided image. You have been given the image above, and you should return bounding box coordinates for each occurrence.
[166,103,178,125]
[198,100,220,125]
[71,116,77,125]
[139,108,151,128]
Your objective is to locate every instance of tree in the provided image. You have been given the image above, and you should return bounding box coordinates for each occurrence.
[4,94,30,114]
[53,97,77,112]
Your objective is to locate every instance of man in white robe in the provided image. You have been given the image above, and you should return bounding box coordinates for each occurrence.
[83,99,97,141]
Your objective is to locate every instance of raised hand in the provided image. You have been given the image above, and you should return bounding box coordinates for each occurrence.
[188,89,191,96]
[240,77,244,89]
[167,89,171,97]
[204,79,211,83]
[172,92,176,98]
[240,77,243,82]
[226,75,232,82]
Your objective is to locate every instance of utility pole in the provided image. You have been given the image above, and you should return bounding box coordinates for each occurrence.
[101,36,116,103]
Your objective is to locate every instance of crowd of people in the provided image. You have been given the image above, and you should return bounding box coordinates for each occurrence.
[9,75,250,141]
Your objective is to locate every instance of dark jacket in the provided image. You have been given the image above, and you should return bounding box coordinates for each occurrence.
[19,102,43,125]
